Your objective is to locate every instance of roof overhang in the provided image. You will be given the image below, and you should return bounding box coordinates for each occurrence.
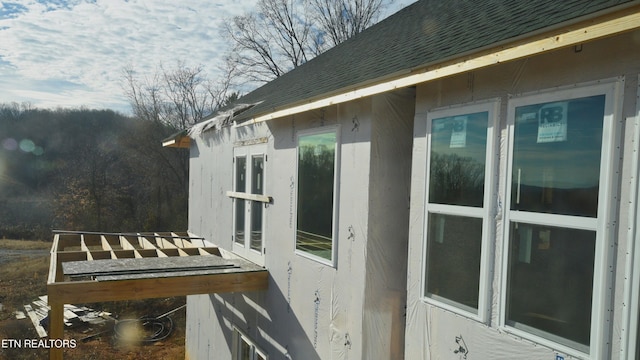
[162,129,190,148]
[47,230,267,359]
[244,2,640,124]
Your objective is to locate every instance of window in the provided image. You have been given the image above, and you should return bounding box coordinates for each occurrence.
[295,129,339,265]
[230,144,269,266]
[233,329,267,360]
[422,102,497,319]
[502,81,619,356]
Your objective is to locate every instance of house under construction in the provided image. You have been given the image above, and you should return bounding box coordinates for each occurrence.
[49,0,640,359]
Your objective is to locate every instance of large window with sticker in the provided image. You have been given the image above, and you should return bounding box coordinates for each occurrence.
[295,129,339,264]
[502,82,619,356]
[422,101,497,320]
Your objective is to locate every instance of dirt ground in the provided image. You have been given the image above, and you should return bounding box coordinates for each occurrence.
[0,240,186,360]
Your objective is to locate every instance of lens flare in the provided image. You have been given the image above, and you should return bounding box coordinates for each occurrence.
[19,139,36,153]
[33,146,44,156]
[2,138,18,151]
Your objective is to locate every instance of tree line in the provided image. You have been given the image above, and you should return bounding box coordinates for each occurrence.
[0,0,391,240]
[0,103,188,240]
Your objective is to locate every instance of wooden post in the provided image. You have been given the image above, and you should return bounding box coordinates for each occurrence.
[48,300,64,360]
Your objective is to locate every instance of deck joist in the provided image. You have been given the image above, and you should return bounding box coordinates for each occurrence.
[47,230,268,360]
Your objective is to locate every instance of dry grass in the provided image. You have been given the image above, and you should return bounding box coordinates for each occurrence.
[0,239,52,251]
[0,256,50,321]
[0,243,185,360]
[0,252,51,360]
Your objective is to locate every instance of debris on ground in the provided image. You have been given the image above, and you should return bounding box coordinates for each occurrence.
[18,295,114,337]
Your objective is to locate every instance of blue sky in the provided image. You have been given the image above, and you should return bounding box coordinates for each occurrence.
[0,0,411,114]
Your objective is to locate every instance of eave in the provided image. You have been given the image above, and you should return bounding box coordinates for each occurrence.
[243,3,640,124]
[162,129,190,148]
[162,136,190,148]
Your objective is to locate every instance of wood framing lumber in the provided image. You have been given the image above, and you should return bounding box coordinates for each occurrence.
[48,270,268,304]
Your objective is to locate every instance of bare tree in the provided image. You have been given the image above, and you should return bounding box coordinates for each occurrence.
[123,62,233,129]
[225,0,390,84]
[310,0,384,46]
[224,0,313,82]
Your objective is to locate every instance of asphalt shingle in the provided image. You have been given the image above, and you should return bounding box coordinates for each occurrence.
[228,0,636,122]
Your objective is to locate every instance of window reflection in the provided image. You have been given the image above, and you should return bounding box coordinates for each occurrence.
[296,131,336,261]
[239,337,251,360]
[425,213,482,311]
[429,111,488,207]
[251,155,264,252]
[511,95,605,217]
[235,157,246,245]
[506,222,595,350]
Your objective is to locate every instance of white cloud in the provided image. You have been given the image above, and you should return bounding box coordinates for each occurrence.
[0,0,258,113]
[0,0,411,114]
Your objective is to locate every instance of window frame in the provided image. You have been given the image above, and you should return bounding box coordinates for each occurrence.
[294,126,341,267]
[499,79,622,359]
[420,100,499,323]
[232,327,268,360]
[622,75,640,360]
[230,143,269,266]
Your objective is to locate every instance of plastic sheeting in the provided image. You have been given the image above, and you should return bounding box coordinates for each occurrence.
[184,31,640,360]
[184,89,415,359]
[404,31,640,360]
[188,103,260,137]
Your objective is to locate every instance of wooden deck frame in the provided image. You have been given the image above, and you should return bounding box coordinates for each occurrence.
[47,230,268,360]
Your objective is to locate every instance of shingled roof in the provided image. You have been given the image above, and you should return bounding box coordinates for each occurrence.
[225,0,637,122]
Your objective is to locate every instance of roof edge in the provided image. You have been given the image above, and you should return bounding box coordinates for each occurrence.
[162,129,190,148]
[241,2,640,124]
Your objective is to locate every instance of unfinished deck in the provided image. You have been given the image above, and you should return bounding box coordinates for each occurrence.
[47,230,268,360]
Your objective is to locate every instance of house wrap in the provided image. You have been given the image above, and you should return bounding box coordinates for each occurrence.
[179,1,640,359]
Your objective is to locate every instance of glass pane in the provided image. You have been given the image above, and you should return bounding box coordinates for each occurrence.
[236,157,246,192]
[235,199,245,245]
[251,155,264,252]
[238,337,251,360]
[251,201,263,252]
[252,156,264,195]
[429,111,488,207]
[506,222,595,350]
[296,132,336,261]
[234,157,246,245]
[425,213,482,311]
[511,95,605,217]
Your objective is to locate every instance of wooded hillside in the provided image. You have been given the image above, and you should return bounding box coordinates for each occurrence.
[0,103,188,240]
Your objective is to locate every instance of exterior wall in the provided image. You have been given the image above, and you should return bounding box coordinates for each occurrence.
[405,30,640,359]
[186,122,269,360]
[186,91,415,359]
[363,89,415,359]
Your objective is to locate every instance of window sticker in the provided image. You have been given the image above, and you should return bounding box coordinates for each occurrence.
[450,116,468,148]
[537,102,568,143]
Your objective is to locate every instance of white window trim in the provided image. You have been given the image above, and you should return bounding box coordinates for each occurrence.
[294,125,341,267]
[622,75,640,360]
[232,327,268,360]
[499,79,623,359]
[420,100,499,323]
[232,143,268,266]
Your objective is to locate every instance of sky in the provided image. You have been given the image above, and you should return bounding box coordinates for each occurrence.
[0,0,411,115]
